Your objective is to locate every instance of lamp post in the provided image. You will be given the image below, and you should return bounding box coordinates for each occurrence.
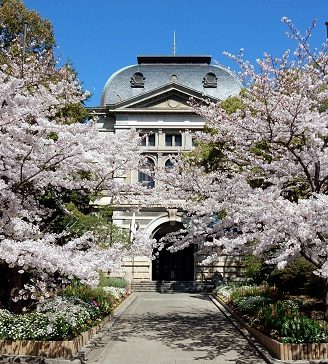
[21,21,28,78]
[325,22,328,39]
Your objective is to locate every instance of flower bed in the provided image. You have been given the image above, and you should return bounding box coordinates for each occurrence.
[0,315,110,359]
[0,280,131,358]
[214,284,328,360]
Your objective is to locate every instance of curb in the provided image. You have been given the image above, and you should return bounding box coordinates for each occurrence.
[209,294,328,364]
[0,294,137,364]
[75,293,137,362]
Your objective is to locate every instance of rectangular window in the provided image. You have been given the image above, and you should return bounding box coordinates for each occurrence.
[165,135,173,146]
[175,134,182,146]
[140,137,147,146]
[140,133,156,147]
[148,134,155,146]
[165,134,182,147]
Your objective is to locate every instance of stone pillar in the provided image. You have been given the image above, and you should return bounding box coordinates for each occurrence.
[158,129,164,147]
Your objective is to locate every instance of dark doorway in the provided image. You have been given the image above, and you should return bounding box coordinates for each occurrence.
[152,222,194,281]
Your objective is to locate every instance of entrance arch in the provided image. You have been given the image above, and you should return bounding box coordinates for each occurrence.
[151,222,194,281]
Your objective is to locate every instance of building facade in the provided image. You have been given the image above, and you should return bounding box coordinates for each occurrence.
[91,55,242,282]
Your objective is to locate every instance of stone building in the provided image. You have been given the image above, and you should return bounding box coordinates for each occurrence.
[91,55,242,283]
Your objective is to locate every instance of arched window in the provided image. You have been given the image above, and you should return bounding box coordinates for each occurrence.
[139,157,155,188]
[165,159,174,171]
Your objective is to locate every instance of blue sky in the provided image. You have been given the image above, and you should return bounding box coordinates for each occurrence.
[24,0,328,107]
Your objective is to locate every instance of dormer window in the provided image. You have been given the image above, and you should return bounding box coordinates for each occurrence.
[131,72,145,88]
[170,74,178,82]
[203,72,217,88]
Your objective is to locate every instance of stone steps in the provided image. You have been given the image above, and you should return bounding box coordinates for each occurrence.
[131,280,214,293]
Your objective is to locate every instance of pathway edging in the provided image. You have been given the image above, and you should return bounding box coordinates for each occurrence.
[78,292,137,362]
[209,294,328,364]
[0,293,137,364]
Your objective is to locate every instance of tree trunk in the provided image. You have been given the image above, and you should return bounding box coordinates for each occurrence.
[324,280,328,319]
[9,267,23,314]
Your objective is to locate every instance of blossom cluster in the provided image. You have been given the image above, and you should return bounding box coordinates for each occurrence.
[150,19,328,279]
[102,286,126,300]
[0,39,152,292]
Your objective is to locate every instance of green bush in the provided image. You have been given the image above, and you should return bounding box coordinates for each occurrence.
[243,255,273,284]
[98,275,129,288]
[63,283,115,316]
[216,283,328,344]
[256,300,328,343]
[268,258,324,295]
[280,316,328,343]
[257,300,299,333]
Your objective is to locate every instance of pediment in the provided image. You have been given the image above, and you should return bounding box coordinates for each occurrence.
[107,83,218,111]
[130,91,192,110]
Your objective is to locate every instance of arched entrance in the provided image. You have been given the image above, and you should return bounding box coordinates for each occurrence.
[152,222,194,281]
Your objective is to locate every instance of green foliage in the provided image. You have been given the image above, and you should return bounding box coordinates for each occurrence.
[186,96,245,173]
[319,99,328,113]
[0,1,88,128]
[257,300,328,343]
[217,283,328,343]
[234,295,271,315]
[63,283,115,316]
[280,316,328,343]
[243,255,264,283]
[256,300,298,337]
[0,0,55,55]
[249,140,273,163]
[55,102,89,124]
[63,203,129,247]
[230,284,277,301]
[98,274,129,289]
[242,255,274,284]
[219,95,245,115]
[269,257,324,295]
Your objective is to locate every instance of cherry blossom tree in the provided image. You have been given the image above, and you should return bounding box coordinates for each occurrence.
[155,19,328,310]
[0,42,151,305]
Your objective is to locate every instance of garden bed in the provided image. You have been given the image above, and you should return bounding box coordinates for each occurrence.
[0,315,110,359]
[213,288,328,361]
[0,279,132,359]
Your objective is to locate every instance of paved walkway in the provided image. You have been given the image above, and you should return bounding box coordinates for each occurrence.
[87,292,266,364]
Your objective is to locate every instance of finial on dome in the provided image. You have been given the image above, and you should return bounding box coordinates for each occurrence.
[173,30,176,56]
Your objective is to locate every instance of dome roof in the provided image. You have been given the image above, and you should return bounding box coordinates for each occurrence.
[101,56,241,106]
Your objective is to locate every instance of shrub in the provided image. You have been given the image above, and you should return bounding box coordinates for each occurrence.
[102,286,126,300]
[280,316,328,343]
[37,296,101,338]
[230,284,277,301]
[243,255,273,284]
[98,275,129,289]
[216,283,328,344]
[63,283,115,316]
[214,284,235,301]
[256,300,328,343]
[256,300,299,337]
[268,258,324,295]
[0,297,102,340]
[234,296,271,316]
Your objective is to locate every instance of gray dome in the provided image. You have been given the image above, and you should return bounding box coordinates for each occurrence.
[101,56,241,106]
